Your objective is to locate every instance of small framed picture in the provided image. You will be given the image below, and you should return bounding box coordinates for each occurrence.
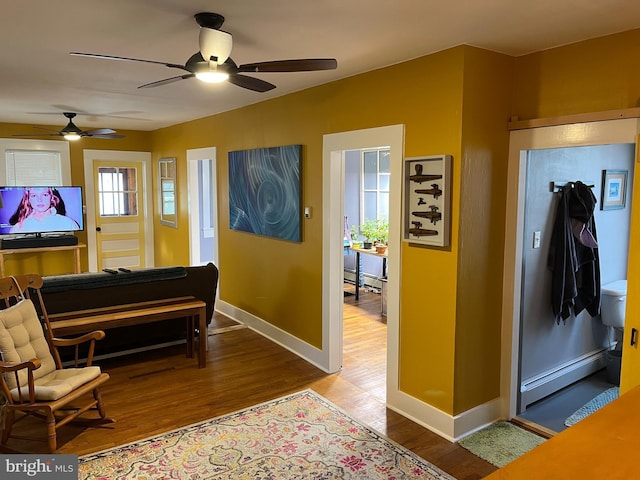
[600,169,628,210]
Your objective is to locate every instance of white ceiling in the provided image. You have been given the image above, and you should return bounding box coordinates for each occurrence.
[2,0,640,133]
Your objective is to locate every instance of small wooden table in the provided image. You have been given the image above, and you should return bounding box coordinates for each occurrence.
[0,243,86,277]
[49,296,208,368]
[349,246,388,300]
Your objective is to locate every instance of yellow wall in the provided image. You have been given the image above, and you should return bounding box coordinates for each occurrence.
[0,122,152,275]
[397,48,465,412]
[454,48,513,413]
[512,28,640,120]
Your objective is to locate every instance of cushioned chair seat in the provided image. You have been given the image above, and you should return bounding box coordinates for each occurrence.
[9,366,102,402]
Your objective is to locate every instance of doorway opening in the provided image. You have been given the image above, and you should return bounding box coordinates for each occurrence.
[343,146,390,403]
[187,147,218,269]
[501,119,638,432]
[321,124,403,404]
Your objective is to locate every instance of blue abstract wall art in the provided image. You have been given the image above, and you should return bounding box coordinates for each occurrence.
[228,144,302,242]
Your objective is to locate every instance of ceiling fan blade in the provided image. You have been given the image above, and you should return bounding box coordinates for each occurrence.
[83,128,116,135]
[70,52,188,71]
[14,112,123,139]
[12,133,61,137]
[228,74,276,92]
[86,134,125,139]
[138,74,195,89]
[30,126,62,133]
[238,58,337,73]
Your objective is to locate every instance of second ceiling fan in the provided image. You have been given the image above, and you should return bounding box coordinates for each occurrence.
[70,12,338,93]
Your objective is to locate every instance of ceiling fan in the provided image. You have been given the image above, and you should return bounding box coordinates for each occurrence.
[13,112,124,141]
[70,12,338,92]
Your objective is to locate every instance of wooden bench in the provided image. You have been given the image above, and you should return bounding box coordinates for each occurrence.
[47,296,208,368]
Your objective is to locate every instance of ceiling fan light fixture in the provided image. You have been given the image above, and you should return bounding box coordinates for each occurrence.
[195,61,229,83]
[196,70,229,83]
[198,27,232,65]
[13,112,123,140]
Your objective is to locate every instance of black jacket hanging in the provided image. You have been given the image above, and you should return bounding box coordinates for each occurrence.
[548,181,601,324]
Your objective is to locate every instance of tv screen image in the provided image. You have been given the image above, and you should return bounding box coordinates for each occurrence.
[0,186,84,235]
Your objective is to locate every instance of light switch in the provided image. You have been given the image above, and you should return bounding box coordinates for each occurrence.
[533,231,541,249]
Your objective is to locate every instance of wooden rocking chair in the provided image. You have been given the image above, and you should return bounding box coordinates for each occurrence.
[0,274,113,452]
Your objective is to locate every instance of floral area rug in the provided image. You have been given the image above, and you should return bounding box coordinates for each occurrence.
[80,389,454,479]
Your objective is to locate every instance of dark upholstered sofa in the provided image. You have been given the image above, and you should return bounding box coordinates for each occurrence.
[40,263,219,358]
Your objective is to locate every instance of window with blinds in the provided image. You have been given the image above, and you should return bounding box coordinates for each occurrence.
[5,150,63,186]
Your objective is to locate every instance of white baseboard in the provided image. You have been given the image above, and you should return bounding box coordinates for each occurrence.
[519,348,607,411]
[387,389,502,442]
[215,300,329,373]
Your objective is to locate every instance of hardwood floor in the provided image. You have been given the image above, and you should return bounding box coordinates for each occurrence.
[1,286,496,479]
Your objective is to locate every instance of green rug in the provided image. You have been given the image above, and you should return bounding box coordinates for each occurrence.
[459,421,546,467]
[564,386,619,427]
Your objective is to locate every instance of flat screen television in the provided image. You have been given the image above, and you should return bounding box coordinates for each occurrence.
[0,186,84,236]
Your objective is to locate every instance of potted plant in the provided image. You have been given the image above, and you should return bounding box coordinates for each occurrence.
[349,224,362,248]
[359,219,379,249]
[375,218,389,254]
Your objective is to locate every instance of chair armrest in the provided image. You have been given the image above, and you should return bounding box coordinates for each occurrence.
[0,358,41,373]
[0,358,41,404]
[51,330,106,367]
[52,330,106,347]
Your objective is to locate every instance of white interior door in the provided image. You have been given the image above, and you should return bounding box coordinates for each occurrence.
[83,150,154,272]
[93,161,145,270]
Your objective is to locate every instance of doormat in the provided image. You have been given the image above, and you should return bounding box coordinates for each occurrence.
[564,386,619,427]
[459,421,546,467]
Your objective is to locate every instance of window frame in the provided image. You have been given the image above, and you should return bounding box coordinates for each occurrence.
[360,147,390,223]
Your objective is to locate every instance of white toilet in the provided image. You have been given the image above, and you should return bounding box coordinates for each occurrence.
[601,280,627,334]
[601,280,626,384]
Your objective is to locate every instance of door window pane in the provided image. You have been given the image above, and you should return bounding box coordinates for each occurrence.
[379,150,390,173]
[98,167,138,217]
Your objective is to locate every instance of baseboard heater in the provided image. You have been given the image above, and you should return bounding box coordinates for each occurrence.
[519,348,607,412]
[344,269,384,291]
